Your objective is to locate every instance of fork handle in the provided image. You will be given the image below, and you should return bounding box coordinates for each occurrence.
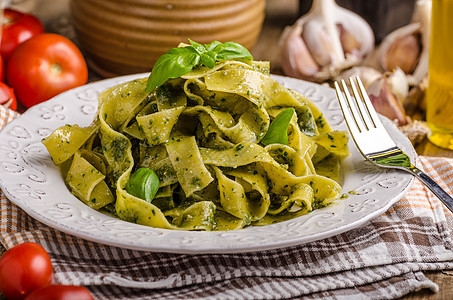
[404,165,453,213]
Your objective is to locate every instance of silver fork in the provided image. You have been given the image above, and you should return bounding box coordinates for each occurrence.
[334,76,453,213]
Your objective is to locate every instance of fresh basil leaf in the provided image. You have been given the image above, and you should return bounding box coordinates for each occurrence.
[146,46,200,92]
[213,41,253,61]
[200,52,217,68]
[205,40,222,51]
[260,108,295,146]
[189,39,207,55]
[146,40,253,92]
[125,167,160,203]
[188,39,216,68]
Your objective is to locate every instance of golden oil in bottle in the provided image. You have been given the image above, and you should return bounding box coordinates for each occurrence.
[426,0,453,149]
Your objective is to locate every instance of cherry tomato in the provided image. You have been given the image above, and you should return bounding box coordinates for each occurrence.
[0,81,17,110]
[6,33,88,108]
[25,285,94,300]
[0,242,53,300]
[1,8,44,60]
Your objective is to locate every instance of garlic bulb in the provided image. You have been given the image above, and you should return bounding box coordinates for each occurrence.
[280,0,374,82]
[376,0,431,86]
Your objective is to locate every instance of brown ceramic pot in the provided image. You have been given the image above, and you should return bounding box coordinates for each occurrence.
[70,0,265,76]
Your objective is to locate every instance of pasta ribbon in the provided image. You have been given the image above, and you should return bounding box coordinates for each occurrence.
[66,151,114,210]
[165,136,214,197]
[137,106,185,146]
[42,122,99,164]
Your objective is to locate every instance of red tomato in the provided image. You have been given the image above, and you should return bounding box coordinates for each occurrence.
[0,242,53,300]
[25,285,94,300]
[1,8,44,60]
[6,33,88,108]
[0,81,17,110]
[0,55,4,81]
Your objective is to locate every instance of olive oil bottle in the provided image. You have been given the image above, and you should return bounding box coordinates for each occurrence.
[426,0,453,149]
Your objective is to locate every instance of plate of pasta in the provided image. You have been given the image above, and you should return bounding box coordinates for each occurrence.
[0,59,415,253]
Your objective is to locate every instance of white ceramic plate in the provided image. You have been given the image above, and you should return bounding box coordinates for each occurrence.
[0,74,415,254]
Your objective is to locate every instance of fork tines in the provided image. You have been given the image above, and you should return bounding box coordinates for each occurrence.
[334,77,383,134]
[334,76,399,156]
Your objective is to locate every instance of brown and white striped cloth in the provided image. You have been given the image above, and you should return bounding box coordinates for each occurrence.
[1,105,453,300]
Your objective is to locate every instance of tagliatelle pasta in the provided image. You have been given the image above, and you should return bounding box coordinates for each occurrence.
[42,60,349,231]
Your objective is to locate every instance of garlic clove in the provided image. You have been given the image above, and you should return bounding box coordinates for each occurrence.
[384,32,421,74]
[280,0,374,82]
[378,23,422,73]
[337,24,361,57]
[367,76,408,126]
[333,5,374,60]
[280,25,320,80]
[302,19,336,67]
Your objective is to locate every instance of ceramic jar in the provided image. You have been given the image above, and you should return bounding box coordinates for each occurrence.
[70,0,266,76]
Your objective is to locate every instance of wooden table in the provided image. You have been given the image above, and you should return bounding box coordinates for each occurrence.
[251,0,453,298]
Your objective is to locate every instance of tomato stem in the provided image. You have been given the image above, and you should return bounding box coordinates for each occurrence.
[3,16,14,26]
[51,63,62,75]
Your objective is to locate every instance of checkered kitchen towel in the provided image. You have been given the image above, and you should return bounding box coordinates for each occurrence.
[1,104,453,299]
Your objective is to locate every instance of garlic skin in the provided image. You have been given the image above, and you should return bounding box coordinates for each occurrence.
[398,120,430,145]
[335,66,382,90]
[376,0,431,86]
[408,0,431,86]
[403,75,428,119]
[386,67,410,105]
[280,0,374,82]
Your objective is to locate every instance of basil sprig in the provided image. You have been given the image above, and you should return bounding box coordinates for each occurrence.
[146,39,253,93]
[125,167,160,203]
[260,108,295,146]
